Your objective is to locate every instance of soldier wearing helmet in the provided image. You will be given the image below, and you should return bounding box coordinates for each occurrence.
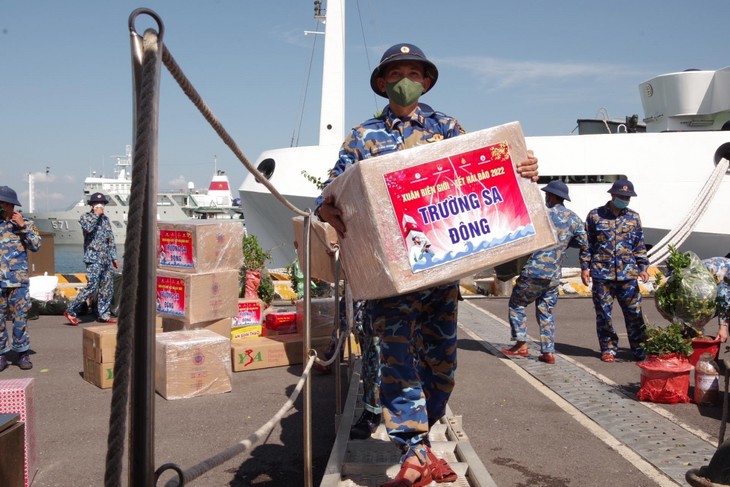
[502,180,590,365]
[314,43,539,486]
[581,178,650,362]
[0,185,42,372]
[64,192,119,325]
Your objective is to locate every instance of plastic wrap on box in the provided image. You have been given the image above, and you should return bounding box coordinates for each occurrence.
[83,324,117,363]
[292,216,339,282]
[155,329,232,400]
[156,269,239,324]
[234,299,264,326]
[161,317,232,338]
[0,378,37,486]
[296,298,337,337]
[157,220,244,273]
[322,122,557,300]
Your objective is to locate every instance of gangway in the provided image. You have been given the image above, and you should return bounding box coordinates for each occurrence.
[319,360,497,487]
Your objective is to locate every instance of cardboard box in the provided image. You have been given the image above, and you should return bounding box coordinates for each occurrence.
[231,324,262,340]
[231,335,330,372]
[83,359,114,389]
[0,378,38,486]
[161,317,232,338]
[322,122,557,300]
[156,269,240,324]
[155,329,232,400]
[292,216,340,282]
[157,220,244,273]
[83,325,117,363]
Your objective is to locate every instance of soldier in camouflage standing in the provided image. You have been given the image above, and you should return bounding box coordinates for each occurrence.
[316,43,539,486]
[502,181,589,364]
[0,186,42,371]
[581,179,649,363]
[64,192,119,325]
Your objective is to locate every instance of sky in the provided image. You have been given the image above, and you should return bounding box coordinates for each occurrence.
[2,0,729,212]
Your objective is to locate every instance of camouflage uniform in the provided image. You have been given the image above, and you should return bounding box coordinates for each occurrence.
[584,202,648,356]
[316,103,464,463]
[702,257,730,321]
[509,203,589,353]
[0,216,42,354]
[67,212,118,320]
[321,299,382,415]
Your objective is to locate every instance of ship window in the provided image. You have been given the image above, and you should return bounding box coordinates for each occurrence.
[170,195,187,206]
[158,194,173,206]
[112,220,124,228]
[536,174,626,185]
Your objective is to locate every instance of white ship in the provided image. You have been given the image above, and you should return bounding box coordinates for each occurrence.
[239,0,730,269]
[30,145,244,245]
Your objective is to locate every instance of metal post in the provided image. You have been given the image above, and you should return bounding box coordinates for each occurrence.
[303,214,313,487]
[129,10,163,485]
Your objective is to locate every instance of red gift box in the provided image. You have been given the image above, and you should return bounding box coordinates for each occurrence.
[0,378,38,486]
[264,312,298,336]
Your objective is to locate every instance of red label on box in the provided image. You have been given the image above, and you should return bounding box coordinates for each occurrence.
[156,276,186,316]
[234,300,263,326]
[383,142,534,272]
[159,230,194,268]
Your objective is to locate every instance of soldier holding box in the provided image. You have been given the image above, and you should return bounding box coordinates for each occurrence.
[316,43,539,487]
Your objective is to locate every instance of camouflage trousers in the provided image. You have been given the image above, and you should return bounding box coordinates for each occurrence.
[591,278,646,354]
[369,282,458,464]
[324,299,381,413]
[508,276,559,353]
[0,286,31,353]
[68,260,115,320]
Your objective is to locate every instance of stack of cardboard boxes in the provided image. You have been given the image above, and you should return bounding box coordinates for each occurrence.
[154,220,243,399]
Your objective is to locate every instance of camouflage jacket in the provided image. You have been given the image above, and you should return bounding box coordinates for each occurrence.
[583,202,648,281]
[0,217,42,288]
[521,203,589,283]
[80,213,117,265]
[315,104,464,211]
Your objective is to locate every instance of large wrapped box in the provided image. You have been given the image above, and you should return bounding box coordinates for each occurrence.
[157,220,244,273]
[155,329,232,400]
[161,317,232,338]
[291,216,339,282]
[0,379,37,486]
[231,335,329,372]
[322,122,557,299]
[156,269,239,324]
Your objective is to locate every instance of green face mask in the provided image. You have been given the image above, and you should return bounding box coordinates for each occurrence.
[385,78,424,107]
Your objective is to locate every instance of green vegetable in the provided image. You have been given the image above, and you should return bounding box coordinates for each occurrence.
[641,322,694,357]
[655,246,718,329]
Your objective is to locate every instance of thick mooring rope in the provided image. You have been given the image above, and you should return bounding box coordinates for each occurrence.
[104,28,160,487]
[648,158,729,266]
[159,45,307,218]
[161,356,317,486]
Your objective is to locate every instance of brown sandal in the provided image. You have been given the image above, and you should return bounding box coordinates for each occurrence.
[427,447,458,483]
[379,458,432,487]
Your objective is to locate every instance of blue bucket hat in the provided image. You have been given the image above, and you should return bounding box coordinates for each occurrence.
[608,178,637,197]
[541,180,570,201]
[87,192,109,205]
[0,186,21,206]
[370,43,438,98]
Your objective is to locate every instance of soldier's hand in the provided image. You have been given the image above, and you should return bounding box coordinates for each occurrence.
[318,195,347,239]
[516,150,539,182]
[11,211,25,229]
